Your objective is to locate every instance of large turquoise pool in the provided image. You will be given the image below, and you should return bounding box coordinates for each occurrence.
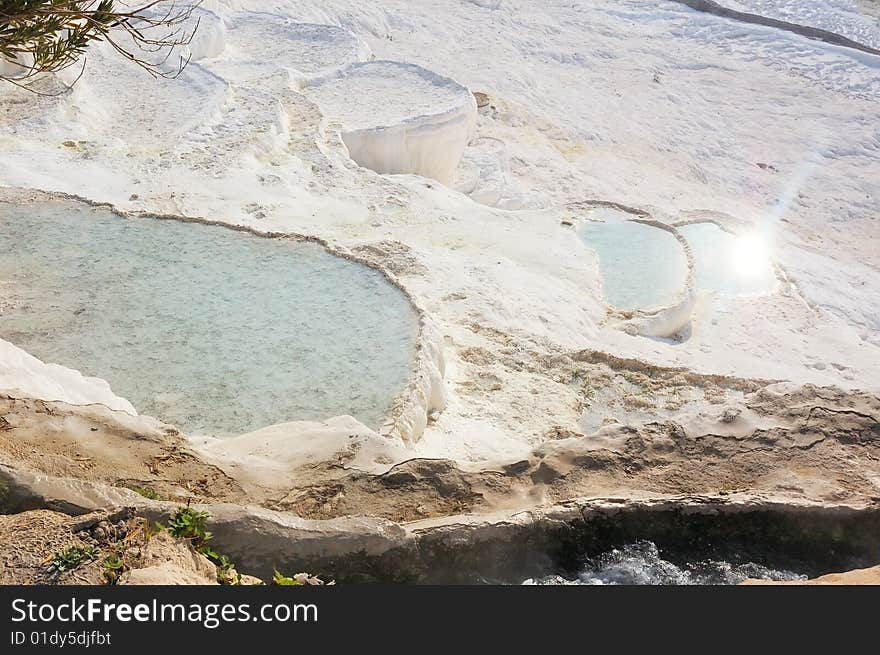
[0,201,418,436]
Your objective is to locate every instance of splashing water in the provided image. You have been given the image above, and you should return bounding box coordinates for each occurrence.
[522,541,806,585]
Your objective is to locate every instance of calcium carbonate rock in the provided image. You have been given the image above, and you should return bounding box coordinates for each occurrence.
[305,60,477,184]
[0,338,135,414]
[186,8,227,61]
[224,13,370,78]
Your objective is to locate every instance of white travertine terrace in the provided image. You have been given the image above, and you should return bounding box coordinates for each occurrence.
[185,8,228,61]
[2,2,880,584]
[1,0,879,469]
[0,338,135,414]
[223,13,371,79]
[304,61,477,184]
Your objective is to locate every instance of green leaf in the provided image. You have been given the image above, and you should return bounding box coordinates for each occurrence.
[273,570,304,586]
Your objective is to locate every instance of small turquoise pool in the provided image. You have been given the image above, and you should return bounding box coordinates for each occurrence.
[0,201,419,436]
[579,220,688,311]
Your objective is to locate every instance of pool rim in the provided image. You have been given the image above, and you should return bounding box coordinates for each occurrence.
[0,186,445,444]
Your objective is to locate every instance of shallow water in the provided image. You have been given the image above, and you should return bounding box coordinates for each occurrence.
[0,201,418,436]
[522,541,804,585]
[678,222,776,296]
[579,220,688,311]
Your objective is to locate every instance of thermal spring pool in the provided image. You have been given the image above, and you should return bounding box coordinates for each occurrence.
[578,220,688,311]
[677,222,777,296]
[0,201,419,436]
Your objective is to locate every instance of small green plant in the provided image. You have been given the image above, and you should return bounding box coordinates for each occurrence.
[51,545,98,572]
[167,506,212,542]
[102,555,125,584]
[198,545,239,585]
[273,570,304,586]
[130,485,160,500]
[198,546,232,571]
[115,482,161,500]
[166,504,241,584]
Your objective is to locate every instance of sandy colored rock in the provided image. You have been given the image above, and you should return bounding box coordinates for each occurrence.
[0,508,244,586]
[742,566,880,586]
[0,394,245,508]
[120,562,215,585]
[0,510,91,584]
[119,533,218,585]
[4,382,878,525]
[238,574,264,585]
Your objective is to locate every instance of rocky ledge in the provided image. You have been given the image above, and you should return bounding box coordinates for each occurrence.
[1,380,878,583]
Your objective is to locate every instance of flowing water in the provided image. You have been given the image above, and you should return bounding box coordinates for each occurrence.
[522,541,805,585]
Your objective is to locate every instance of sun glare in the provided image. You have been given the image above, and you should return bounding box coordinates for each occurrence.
[732,232,770,278]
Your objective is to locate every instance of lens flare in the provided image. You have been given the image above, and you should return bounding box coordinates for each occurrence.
[733,233,770,278]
